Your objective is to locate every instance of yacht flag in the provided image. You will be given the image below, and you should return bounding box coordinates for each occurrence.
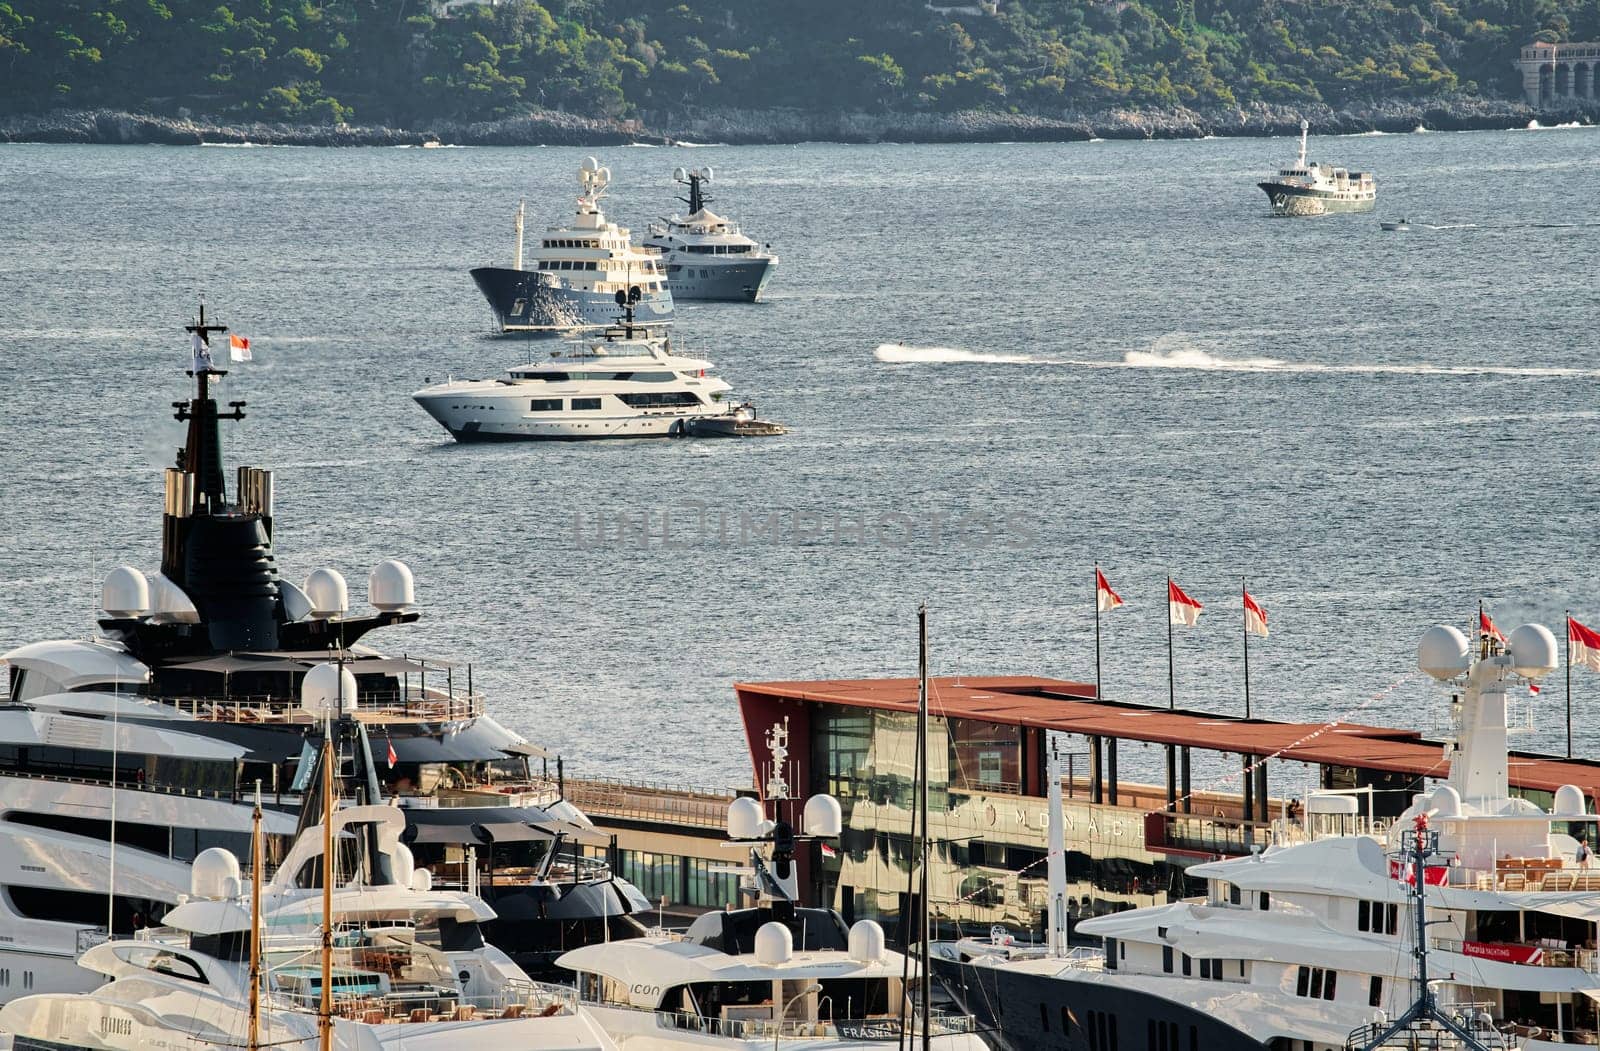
[386,736,398,768]
[1168,580,1203,626]
[1479,607,1506,644]
[229,334,252,362]
[190,331,215,373]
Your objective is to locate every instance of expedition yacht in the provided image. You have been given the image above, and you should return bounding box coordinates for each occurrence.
[0,307,651,1000]
[471,158,673,335]
[414,293,780,441]
[939,619,1597,1050]
[643,167,778,302]
[0,769,620,1050]
[1258,119,1376,216]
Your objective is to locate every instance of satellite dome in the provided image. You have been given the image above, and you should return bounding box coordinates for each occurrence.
[391,843,416,889]
[304,568,348,619]
[102,566,150,618]
[1554,784,1586,817]
[728,796,764,840]
[1429,785,1462,818]
[1417,625,1469,681]
[598,166,611,183]
[802,793,842,838]
[280,579,314,622]
[848,920,885,963]
[1508,623,1558,679]
[368,560,416,613]
[673,166,688,183]
[301,662,358,716]
[754,921,792,965]
[581,156,599,173]
[411,868,433,893]
[191,847,241,900]
[700,166,714,183]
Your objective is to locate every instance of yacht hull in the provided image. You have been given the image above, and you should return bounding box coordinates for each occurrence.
[414,395,731,442]
[934,956,1265,1051]
[1257,181,1376,217]
[470,267,675,335]
[660,258,776,302]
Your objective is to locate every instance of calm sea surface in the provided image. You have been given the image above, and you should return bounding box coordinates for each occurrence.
[2,129,1598,794]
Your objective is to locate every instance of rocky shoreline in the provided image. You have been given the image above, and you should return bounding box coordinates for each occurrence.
[3,97,1594,148]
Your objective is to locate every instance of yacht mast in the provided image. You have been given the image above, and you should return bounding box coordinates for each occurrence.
[514,200,526,272]
[249,781,263,1051]
[916,604,931,1051]
[318,725,335,1051]
[1297,119,1309,168]
[1047,737,1067,956]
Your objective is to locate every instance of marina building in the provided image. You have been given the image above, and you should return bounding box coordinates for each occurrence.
[1517,41,1600,107]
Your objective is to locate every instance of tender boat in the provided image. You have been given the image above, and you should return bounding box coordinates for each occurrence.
[938,619,1591,1050]
[644,167,778,302]
[1381,218,1412,231]
[1259,119,1377,216]
[414,293,782,442]
[470,158,673,336]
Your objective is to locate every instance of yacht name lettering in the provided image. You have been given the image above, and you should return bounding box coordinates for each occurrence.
[572,506,1039,549]
[630,983,660,997]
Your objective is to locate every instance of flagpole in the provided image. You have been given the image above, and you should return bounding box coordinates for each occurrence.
[1567,610,1573,759]
[1242,577,1251,720]
[1093,565,1103,699]
[1166,576,1175,712]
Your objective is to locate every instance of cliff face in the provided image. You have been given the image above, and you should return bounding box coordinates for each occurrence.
[3,98,1592,147]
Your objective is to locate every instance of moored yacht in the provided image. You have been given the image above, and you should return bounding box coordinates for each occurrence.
[1259,119,1376,216]
[471,158,673,336]
[0,793,620,1050]
[414,294,779,441]
[0,306,652,999]
[644,167,778,302]
[938,618,1598,1050]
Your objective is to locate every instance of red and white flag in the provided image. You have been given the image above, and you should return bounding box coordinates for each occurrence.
[1168,579,1203,627]
[1243,590,1269,638]
[1479,609,1506,643]
[1528,682,1542,696]
[229,333,252,362]
[819,842,838,859]
[1096,568,1125,613]
[1571,617,1600,673]
[386,737,398,768]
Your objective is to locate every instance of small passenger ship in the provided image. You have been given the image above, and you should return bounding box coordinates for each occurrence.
[1258,119,1376,216]
[643,167,778,302]
[470,158,673,335]
[940,619,1596,1050]
[414,293,779,441]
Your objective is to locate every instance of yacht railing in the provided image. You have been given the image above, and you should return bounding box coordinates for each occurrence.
[564,776,733,829]
[171,688,484,724]
[275,978,577,1023]
[651,1009,980,1040]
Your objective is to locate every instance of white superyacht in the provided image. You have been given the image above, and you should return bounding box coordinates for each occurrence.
[940,619,1597,1050]
[644,167,778,302]
[414,293,779,441]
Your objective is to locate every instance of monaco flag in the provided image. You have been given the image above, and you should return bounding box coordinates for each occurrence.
[1096,568,1125,613]
[1168,579,1203,627]
[1243,590,1269,638]
[1571,617,1600,673]
[1479,609,1506,643]
[229,333,252,362]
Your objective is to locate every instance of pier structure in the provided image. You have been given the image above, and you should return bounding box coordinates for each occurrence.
[1517,40,1600,107]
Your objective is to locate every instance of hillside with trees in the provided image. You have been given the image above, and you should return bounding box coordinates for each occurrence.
[1,0,1593,127]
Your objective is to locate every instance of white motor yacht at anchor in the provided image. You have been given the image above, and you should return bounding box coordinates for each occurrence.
[0,786,621,1050]
[1258,119,1376,216]
[558,786,986,1051]
[938,618,1600,1051]
[471,158,673,336]
[644,167,778,302]
[414,293,783,441]
[0,306,654,999]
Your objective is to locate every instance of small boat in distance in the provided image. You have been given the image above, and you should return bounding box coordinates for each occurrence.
[470,158,673,336]
[1259,119,1376,217]
[644,166,778,302]
[414,290,783,441]
[1380,218,1412,231]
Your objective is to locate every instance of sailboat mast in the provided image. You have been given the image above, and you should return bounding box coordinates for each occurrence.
[249,781,263,1051]
[916,604,930,1051]
[319,731,335,1051]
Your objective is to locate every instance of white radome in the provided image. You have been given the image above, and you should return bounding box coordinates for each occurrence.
[1554,784,1587,816]
[101,566,150,618]
[754,921,792,965]
[1508,622,1559,679]
[190,847,241,900]
[368,559,416,612]
[848,920,885,963]
[304,567,348,619]
[300,662,357,716]
[802,793,842,838]
[1417,624,1470,681]
[727,796,764,841]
